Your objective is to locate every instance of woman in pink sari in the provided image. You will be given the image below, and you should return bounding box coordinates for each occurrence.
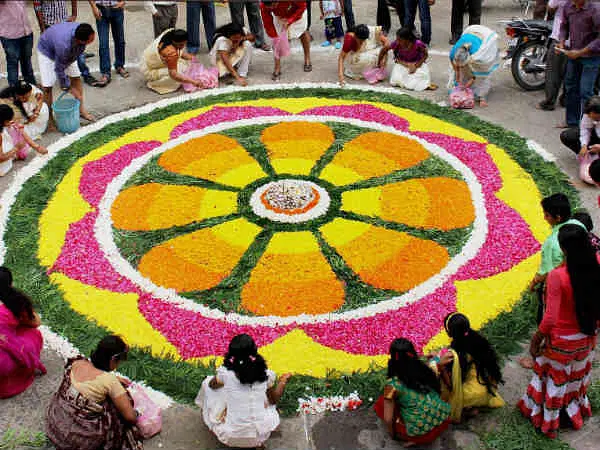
[0,267,46,398]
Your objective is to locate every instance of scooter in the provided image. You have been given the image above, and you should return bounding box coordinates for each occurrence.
[503,18,552,91]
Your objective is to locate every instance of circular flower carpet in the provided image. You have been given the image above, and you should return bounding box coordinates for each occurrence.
[0,85,575,407]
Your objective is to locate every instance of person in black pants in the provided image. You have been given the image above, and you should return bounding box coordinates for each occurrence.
[560,96,600,154]
[377,0,404,35]
[450,0,482,44]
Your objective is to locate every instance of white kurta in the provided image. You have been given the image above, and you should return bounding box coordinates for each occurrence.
[0,129,14,176]
[196,366,280,448]
[22,86,49,140]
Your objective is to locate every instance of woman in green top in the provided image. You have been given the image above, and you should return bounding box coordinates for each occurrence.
[374,338,451,447]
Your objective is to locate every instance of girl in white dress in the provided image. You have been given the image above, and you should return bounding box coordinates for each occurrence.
[210,23,254,87]
[196,334,291,449]
[0,82,49,140]
[0,105,47,177]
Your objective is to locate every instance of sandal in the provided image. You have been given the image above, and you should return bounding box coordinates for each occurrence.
[303,63,312,72]
[426,83,438,91]
[271,72,281,81]
[83,74,107,88]
[116,67,130,78]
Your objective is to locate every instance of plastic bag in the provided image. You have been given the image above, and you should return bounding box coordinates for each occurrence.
[182,58,219,93]
[129,383,162,439]
[272,32,290,59]
[578,152,599,185]
[449,86,475,109]
[363,67,386,85]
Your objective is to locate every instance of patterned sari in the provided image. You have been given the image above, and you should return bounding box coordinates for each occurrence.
[46,358,143,450]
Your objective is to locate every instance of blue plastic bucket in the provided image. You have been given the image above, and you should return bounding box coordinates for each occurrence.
[52,91,80,134]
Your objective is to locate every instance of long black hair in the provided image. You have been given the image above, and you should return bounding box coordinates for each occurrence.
[445,313,503,393]
[212,22,245,48]
[0,266,34,321]
[558,224,600,335]
[0,104,15,133]
[90,335,128,371]
[223,333,268,385]
[159,29,188,47]
[387,338,441,394]
[0,81,33,121]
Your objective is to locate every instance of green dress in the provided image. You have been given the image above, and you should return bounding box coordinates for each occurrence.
[385,378,451,436]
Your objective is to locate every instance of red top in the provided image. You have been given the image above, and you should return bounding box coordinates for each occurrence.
[342,33,359,53]
[539,254,600,336]
[260,1,307,38]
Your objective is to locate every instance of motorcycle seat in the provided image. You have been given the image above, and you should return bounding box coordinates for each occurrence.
[524,20,553,31]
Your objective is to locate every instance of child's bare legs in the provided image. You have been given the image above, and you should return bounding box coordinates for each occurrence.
[300,31,312,70]
[272,58,281,80]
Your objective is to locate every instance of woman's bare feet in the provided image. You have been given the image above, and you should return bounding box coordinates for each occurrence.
[80,110,94,122]
[479,99,488,107]
[519,356,535,369]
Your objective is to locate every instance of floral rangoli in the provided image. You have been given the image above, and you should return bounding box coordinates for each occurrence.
[0,85,569,404]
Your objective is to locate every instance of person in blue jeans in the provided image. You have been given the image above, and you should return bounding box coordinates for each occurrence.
[0,1,37,88]
[89,1,128,85]
[404,0,434,46]
[558,0,600,127]
[187,0,216,54]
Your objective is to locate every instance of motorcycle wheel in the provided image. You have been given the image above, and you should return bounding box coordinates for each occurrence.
[511,40,547,91]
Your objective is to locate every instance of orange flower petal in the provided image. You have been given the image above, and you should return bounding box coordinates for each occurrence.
[138,219,261,292]
[261,122,335,174]
[322,132,429,184]
[342,178,475,231]
[158,134,267,187]
[240,232,345,316]
[320,219,449,291]
[111,184,237,231]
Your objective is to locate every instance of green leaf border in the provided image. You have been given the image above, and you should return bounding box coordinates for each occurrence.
[2,88,579,416]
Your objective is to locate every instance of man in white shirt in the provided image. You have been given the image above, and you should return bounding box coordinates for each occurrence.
[144,1,178,37]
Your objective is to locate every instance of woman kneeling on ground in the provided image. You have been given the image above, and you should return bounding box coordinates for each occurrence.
[46,335,143,450]
[375,338,451,447]
[338,24,388,86]
[379,27,436,92]
[141,28,204,95]
[196,333,291,449]
[210,23,254,87]
[436,313,504,422]
[0,267,46,399]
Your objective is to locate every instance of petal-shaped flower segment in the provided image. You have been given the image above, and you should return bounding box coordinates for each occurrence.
[341,178,475,231]
[319,132,430,185]
[241,232,345,316]
[260,122,335,174]
[111,184,238,231]
[138,218,261,292]
[158,134,267,187]
[320,219,450,291]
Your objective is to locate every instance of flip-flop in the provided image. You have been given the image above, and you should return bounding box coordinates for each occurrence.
[271,72,281,81]
[303,63,312,72]
[116,67,130,78]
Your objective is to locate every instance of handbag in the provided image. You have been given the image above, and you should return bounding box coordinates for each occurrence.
[272,32,291,59]
[363,67,387,84]
[129,383,162,439]
[578,152,599,185]
[182,57,219,93]
[449,85,475,109]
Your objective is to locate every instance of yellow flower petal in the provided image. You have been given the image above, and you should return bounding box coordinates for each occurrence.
[111,184,237,231]
[241,232,345,316]
[159,134,267,187]
[138,218,261,292]
[261,122,335,174]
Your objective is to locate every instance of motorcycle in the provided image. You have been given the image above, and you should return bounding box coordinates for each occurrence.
[503,19,552,91]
